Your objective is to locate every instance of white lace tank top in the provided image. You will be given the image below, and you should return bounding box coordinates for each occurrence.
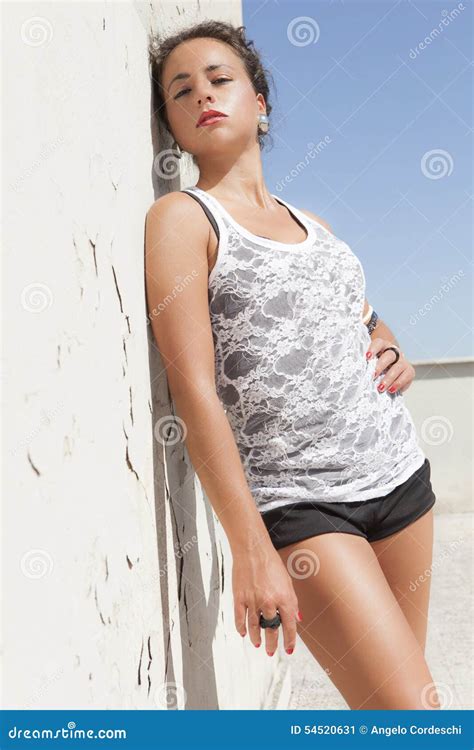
[182,185,426,514]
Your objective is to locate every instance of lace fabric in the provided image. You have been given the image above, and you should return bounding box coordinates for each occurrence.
[182,186,426,513]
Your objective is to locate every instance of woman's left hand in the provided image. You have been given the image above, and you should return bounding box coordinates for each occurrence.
[366,338,415,394]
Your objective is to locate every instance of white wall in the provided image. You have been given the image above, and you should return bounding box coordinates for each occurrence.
[2,0,287,709]
[406,358,473,514]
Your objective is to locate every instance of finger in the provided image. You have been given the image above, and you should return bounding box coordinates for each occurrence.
[373,350,400,379]
[386,371,412,394]
[376,362,405,391]
[260,604,279,656]
[247,607,262,648]
[279,606,298,655]
[234,599,247,638]
[365,337,385,359]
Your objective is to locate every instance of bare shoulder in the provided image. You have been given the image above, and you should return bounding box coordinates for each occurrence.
[146,190,210,234]
[145,190,212,269]
[145,190,212,286]
[298,207,333,234]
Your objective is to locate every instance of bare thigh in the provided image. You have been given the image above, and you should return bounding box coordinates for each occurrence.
[278,532,440,710]
[370,508,434,653]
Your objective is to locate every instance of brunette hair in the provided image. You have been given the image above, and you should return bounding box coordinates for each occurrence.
[148,19,275,153]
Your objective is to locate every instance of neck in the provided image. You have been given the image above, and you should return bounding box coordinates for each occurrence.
[195,142,271,207]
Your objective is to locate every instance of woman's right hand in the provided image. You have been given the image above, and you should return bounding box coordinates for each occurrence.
[232,544,302,656]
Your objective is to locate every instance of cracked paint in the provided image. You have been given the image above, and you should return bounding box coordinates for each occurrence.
[27,451,40,476]
[137,638,143,686]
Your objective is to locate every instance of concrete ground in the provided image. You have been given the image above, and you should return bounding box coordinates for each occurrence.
[286,512,473,710]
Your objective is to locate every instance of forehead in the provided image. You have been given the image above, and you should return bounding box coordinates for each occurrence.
[163,37,242,87]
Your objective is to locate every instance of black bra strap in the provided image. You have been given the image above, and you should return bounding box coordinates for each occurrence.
[181,189,220,243]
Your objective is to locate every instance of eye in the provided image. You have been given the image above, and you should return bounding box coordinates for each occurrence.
[173,77,232,100]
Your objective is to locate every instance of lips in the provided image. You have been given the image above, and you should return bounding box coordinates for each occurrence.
[197,110,228,127]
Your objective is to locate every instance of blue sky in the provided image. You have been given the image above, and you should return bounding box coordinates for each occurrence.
[243,0,472,361]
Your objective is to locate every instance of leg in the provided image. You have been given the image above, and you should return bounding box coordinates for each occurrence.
[277,532,440,709]
[369,508,434,653]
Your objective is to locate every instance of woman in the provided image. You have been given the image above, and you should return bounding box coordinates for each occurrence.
[145,20,439,710]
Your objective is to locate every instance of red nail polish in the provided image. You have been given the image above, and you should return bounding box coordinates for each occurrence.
[255,642,261,648]
[366,352,372,359]
[286,647,294,654]
[267,651,275,657]
[297,610,303,622]
[388,386,396,393]
[378,384,385,391]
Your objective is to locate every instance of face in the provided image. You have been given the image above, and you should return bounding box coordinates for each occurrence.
[161,37,266,161]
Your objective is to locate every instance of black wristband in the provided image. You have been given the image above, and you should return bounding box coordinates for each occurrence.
[366,310,378,334]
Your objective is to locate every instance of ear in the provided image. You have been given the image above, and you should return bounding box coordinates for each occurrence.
[256,93,267,114]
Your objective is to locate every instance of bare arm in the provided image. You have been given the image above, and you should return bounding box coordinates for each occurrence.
[145,192,271,552]
[145,192,299,651]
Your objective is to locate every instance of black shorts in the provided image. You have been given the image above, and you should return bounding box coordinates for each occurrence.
[261,458,436,550]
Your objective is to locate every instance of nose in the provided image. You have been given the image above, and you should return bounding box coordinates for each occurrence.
[197,92,214,105]
[196,79,216,106]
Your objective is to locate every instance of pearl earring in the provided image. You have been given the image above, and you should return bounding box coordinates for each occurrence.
[257,113,269,133]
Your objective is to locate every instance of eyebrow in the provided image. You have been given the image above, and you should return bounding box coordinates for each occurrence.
[167,63,234,92]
